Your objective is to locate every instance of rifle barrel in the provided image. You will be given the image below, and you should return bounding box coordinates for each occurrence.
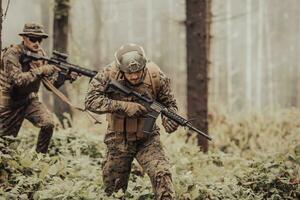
[187,124,212,141]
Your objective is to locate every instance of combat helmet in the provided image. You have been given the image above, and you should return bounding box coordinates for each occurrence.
[114,43,147,73]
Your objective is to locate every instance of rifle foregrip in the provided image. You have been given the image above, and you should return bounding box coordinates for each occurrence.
[162,110,187,125]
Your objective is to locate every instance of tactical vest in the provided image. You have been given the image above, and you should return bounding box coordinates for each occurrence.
[106,61,161,141]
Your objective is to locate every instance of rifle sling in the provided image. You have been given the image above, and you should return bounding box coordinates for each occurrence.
[42,78,101,124]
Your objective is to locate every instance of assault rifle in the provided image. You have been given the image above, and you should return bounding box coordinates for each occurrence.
[21,50,103,124]
[104,79,212,141]
[21,50,97,78]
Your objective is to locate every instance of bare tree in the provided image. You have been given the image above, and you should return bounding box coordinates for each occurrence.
[53,0,72,127]
[186,0,211,152]
[92,0,101,68]
[0,0,2,61]
[40,0,52,110]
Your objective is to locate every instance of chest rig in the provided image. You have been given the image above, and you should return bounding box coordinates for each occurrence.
[106,61,161,141]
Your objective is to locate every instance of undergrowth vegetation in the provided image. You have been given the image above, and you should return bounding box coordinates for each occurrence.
[0,109,299,199]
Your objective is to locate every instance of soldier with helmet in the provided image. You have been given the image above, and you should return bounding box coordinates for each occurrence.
[85,43,179,199]
[0,23,78,153]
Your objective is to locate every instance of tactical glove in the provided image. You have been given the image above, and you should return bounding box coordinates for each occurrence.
[120,101,148,117]
[162,116,179,133]
[67,72,80,83]
[31,65,58,76]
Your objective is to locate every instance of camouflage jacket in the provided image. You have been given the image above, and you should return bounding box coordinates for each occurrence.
[85,62,178,121]
[0,43,67,102]
[85,63,177,136]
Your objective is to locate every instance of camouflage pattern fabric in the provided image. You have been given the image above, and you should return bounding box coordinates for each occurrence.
[0,98,54,153]
[103,134,174,199]
[85,62,178,199]
[0,44,66,98]
[85,62,177,116]
[0,43,66,153]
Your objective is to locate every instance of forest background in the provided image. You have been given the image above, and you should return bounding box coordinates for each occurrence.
[0,0,299,199]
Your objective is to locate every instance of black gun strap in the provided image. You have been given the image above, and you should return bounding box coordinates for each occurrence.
[42,78,101,124]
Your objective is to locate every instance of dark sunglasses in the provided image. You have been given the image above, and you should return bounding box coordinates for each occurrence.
[28,37,43,43]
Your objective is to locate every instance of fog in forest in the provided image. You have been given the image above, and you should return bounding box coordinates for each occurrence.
[1,1,300,199]
[3,0,300,115]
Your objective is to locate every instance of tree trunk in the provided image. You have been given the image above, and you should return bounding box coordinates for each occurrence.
[92,0,101,68]
[41,0,52,110]
[186,0,211,152]
[53,0,72,127]
[0,0,2,60]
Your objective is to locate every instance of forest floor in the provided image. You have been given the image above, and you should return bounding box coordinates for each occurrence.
[0,108,300,200]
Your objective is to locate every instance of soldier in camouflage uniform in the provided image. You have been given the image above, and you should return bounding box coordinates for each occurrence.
[85,44,179,199]
[0,23,77,153]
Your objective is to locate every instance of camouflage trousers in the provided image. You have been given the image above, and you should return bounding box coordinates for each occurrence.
[103,132,175,200]
[0,98,54,153]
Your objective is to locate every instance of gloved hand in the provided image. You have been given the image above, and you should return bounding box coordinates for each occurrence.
[120,101,148,117]
[67,72,80,83]
[162,116,179,133]
[31,64,59,76]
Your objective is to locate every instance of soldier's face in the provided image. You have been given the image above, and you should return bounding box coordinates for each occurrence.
[124,70,144,85]
[23,36,43,52]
